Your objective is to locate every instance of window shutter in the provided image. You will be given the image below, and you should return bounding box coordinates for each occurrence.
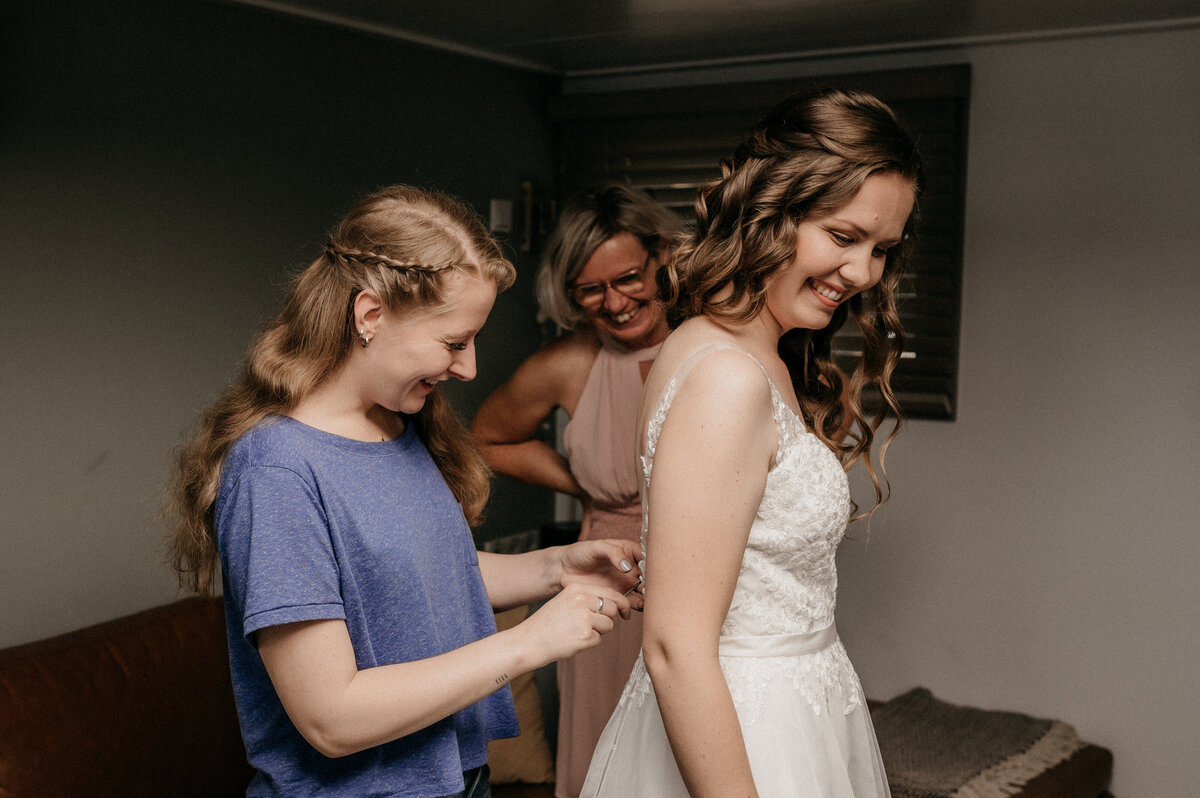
[549,65,968,420]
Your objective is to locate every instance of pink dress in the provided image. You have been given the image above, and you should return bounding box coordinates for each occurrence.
[556,336,661,798]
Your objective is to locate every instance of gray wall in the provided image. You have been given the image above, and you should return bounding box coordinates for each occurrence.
[570,23,1200,797]
[0,0,554,646]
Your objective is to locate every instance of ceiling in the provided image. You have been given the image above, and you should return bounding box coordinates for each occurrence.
[225,0,1200,76]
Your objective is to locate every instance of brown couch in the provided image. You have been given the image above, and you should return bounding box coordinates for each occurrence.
[1,596,1108,798]
[0,596,251,797]
[0,596,553,798]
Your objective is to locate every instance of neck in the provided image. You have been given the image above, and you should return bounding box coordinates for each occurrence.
[290,382,405,442]
[599,321,669,353]
[738,311,786,355]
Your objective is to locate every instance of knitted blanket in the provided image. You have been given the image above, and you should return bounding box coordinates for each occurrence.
[870,688,1085,798]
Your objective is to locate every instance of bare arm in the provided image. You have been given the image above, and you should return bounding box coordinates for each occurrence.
[476,539,643,613]
[257,578,629,759]
[470,331,597,497]
[641,352,777,798]
[257,533,645,759]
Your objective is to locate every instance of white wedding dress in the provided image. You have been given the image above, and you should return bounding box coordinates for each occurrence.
[581,345,891,798]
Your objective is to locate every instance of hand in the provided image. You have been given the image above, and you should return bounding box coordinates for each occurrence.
[516,583,629,665]
[556,539,645,615]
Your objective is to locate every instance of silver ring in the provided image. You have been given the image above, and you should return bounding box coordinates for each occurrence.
[596,597,605,614]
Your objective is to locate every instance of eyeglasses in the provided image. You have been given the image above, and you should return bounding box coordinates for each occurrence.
[568,254,651,308]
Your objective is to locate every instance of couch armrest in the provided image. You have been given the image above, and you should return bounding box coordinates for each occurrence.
[0,596,252,797]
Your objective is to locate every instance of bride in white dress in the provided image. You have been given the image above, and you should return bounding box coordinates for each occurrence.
[581,88,922,798]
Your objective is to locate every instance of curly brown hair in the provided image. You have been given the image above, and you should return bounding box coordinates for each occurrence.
[660,87,923,516]
[168,185,515,594]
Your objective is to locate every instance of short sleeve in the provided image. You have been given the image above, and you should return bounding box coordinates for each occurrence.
[218,464,346,640]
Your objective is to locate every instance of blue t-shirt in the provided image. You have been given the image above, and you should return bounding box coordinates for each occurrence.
[216,416,519,797]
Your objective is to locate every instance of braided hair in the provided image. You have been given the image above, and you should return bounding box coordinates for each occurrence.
[660,87,923,517]
[170,186,515,594]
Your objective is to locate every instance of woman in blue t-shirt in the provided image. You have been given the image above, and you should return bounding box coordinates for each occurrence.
[169,185,643,798]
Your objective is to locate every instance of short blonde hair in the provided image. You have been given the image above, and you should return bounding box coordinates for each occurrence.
[536,183,682,330]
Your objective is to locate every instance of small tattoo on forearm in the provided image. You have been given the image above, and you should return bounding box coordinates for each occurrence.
[494,673,509,686]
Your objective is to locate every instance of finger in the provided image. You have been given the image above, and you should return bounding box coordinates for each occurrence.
[573,585,612,619]
[622,540,645,570]
[626,584,645,613]
[589,608,615,636]
[602,540,643,575]
[612,544,645,593]
[596,588,632,621]
[591,595,620,619]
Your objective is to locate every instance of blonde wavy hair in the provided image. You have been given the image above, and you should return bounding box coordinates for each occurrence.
[661,87,923,516]
[169,185,515,594]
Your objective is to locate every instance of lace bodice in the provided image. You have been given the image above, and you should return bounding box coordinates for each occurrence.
[634,344,862,721]
[641,344,851,635]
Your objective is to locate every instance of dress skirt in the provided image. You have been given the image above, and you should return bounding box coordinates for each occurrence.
[580,627,891,798]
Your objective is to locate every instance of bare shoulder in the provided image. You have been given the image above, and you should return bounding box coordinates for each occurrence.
[643,324,778,474]
[528,327,600,405]
[643,326,772,448]
[537,326,601,372]
[675,348,772,421]
[506,327,598,393]
[643,319,772,420]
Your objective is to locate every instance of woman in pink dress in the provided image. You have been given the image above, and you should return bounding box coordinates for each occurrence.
[471,184,682,798]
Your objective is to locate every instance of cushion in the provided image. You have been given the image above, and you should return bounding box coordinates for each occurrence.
[871,687,1111,798]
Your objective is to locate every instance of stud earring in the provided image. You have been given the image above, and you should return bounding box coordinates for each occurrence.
[358,329,370,348]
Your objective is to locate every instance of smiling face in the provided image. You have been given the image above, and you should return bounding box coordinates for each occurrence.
[761,170,915,338]
[572,232,668,351]
[364,270,498,415]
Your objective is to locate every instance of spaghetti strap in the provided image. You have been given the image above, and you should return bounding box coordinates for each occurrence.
[646,343,770,422]
[664,342,767,389]
[643,343,780,465]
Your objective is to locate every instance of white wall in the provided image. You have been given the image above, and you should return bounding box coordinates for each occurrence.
[572,21,1200,797]
[830,29,1199,798]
